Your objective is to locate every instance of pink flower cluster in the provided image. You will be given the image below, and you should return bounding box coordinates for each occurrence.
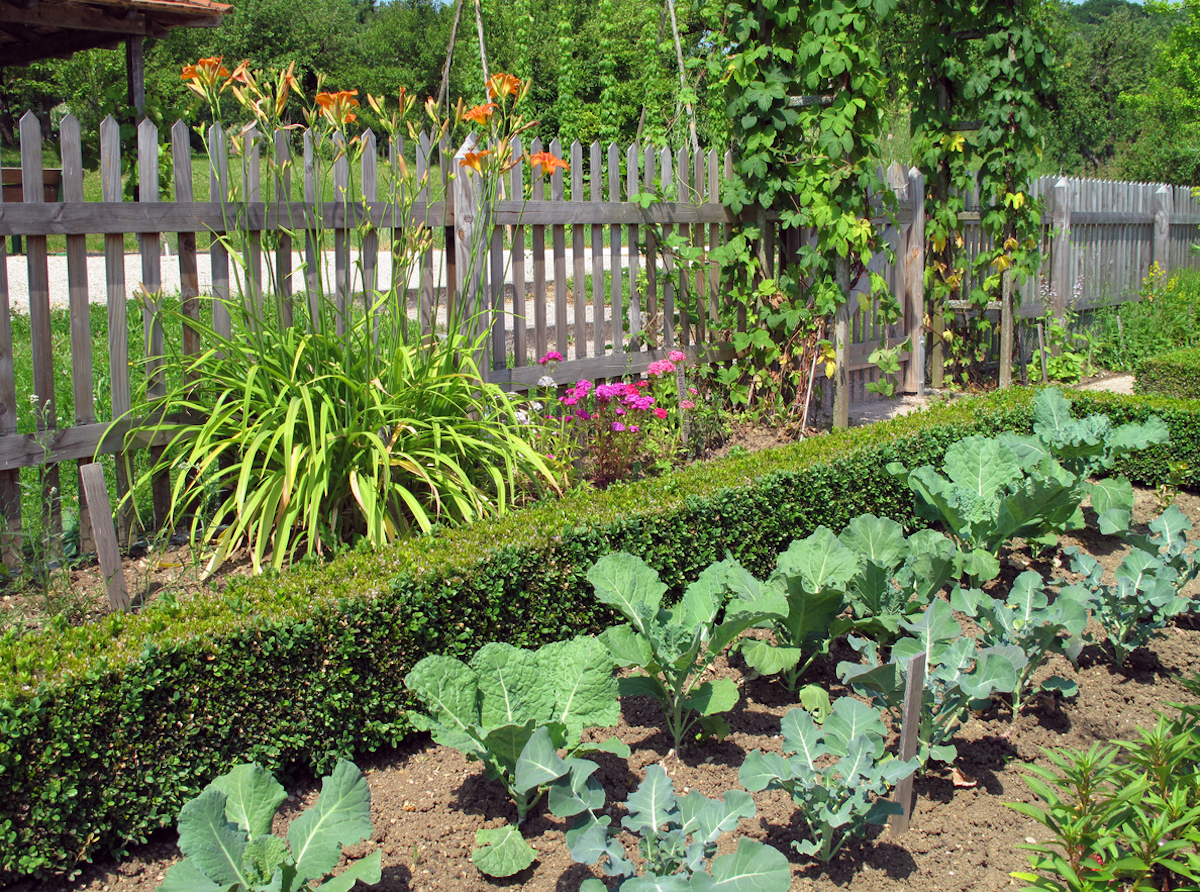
[538,351,564,365]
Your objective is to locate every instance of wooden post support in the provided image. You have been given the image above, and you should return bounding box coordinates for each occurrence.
[905,167,926,396]
[833,255,851,430]
[79,462,129,613]
[999,268,1014,389]
[1051,176,1072,319]
[889,652,927,836]
[1153,184,1172,274]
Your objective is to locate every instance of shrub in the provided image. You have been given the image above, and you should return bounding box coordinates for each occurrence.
[1136,346,1200,401]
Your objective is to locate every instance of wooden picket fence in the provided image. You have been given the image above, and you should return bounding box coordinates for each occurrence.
[1,107,1198,569]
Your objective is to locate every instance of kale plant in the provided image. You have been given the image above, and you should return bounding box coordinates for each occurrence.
[567,764,791,892]
[404,635,625,875]
[158,760,380,892]
[590,552,786,752]
[739,697,918,861]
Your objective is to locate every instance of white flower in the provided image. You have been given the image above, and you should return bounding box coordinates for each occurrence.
[515,409,530,424]
[531,401,543,411]
[537,375,556,388]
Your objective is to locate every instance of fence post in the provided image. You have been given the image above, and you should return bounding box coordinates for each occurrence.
[452,133,488,375]
[1153,184,1173,274]
[905,166,926,395]
[1051,176,1072,318]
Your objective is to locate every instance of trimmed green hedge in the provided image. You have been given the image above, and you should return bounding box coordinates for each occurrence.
[1136,347,1200,401]
[0,387,1195,881]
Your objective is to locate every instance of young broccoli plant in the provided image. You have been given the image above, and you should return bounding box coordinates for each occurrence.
[404,635,626,876]
[567,764,791,892]
[732,526,857,695]
[158,760,381,892]
[733,517,956,698]
[590,552,787,752]
[1062,505,1200,665]
[887,435,1079,582]
[839,598,1021,766]
[999,387,1169,536]
[954,570,1089,712]
[838,517,960,642]
[739,697,918,862]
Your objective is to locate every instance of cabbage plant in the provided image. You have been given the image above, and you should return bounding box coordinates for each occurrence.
[887,388,1168,581]
[404,635,625,876]
[158,760,380,892]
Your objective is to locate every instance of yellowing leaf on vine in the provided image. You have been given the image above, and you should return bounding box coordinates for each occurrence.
[993,254,1013,272]
[818,341,837,378]
[1005,191,1026,210]
[1004,236,1019,252]
[954,233,964,249]
[942,133,966,153]
[932,235,947,253]
[943,329,955,342]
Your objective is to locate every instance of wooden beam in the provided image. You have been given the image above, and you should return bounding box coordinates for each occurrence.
[0,0,148,35]
[126,35,144,115]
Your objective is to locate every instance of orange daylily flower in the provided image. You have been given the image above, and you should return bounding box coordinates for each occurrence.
[459,150,491,174]
[315,90,360,126]
[463,102,498,124]
[181,56,233,99]
[486,73,521,100]
[529,151,569,177]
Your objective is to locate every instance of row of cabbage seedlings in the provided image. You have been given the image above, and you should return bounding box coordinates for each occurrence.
[157,389,1200,891]
[400,388,1200,884]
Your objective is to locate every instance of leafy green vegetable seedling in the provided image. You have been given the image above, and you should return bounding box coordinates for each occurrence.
[158,760,381,892]
[590,552,787,752]
[954,570,1089,712]
[404,635,626,875]
[1062,505,1200,665]
[567,763,791,892]
[740,697,918,861]
[840,598,1021,766]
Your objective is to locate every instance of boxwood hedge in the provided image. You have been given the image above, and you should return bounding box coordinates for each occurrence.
[1,387,1197,882]
[1136,347,1200,401]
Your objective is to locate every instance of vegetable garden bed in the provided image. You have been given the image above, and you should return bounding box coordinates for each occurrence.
[16,484,1200,892]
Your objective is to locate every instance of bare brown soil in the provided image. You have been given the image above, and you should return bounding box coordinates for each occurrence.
[6,486,1199,892]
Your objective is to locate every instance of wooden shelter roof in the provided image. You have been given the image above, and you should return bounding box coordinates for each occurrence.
[0,0,231,67]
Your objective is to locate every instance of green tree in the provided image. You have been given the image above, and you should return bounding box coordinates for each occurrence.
[1117,0,1200,183]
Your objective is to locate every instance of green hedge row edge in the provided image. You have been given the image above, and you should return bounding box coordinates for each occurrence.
[1136,347,1200,401]
[2,387,1198,881]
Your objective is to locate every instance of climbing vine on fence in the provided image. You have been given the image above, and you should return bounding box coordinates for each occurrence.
[910,0,1054,387]
[713,0,903,414]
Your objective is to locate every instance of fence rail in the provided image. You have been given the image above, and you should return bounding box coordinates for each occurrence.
[1,108,1198,568]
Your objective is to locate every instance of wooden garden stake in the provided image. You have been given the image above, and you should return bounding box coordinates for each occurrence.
[889,652,927,836]
[79,462,129,612]
[1037,321,1049,384]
